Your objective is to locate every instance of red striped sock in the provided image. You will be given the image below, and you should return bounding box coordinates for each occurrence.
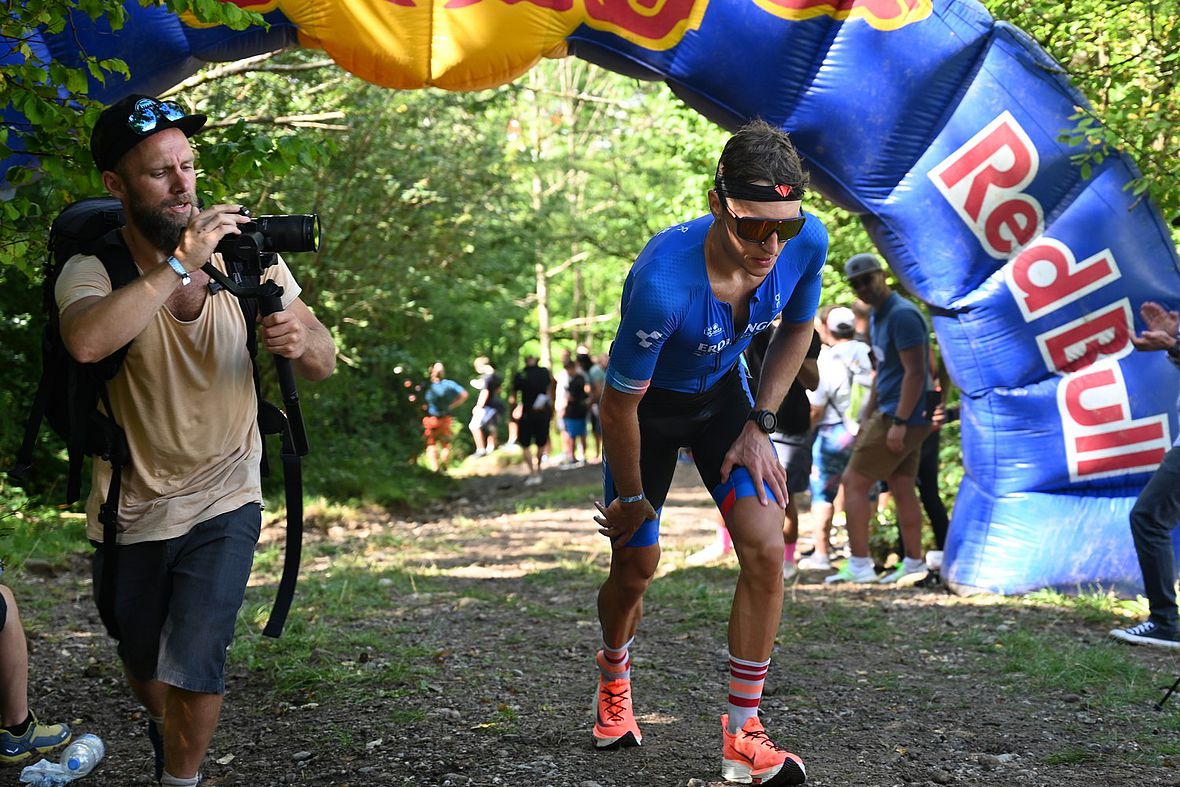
[727,653,770,732]
[598,637,633,682]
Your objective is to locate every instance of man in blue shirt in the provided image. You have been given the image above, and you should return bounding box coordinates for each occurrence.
[826,254,932,585]
[592,120,824,786]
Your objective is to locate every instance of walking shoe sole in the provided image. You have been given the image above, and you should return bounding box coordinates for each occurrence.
[593,730,641,750]
[0,737,72,766]
[721,756,807,785]
[1109,630,1180,649]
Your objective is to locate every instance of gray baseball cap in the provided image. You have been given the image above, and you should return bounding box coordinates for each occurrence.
[844,253,884,279]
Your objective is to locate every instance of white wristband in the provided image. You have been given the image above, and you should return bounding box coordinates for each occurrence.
[617,493,645,504]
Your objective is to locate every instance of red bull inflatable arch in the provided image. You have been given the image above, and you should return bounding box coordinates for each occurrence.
[5,0,1180,595]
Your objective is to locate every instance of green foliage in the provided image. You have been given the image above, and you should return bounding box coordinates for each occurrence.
[988,0,1180,222]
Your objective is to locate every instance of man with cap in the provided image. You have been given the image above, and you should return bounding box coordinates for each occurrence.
[592,119,821,786]
[800,305,873,571]
[57,94,336,785]
[825,254,931,585]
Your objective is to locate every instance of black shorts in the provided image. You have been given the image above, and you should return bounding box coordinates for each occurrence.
[0,589,7,633]
[603,365,771,546]
[517,411,551,448]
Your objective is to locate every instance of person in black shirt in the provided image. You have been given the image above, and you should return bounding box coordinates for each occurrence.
[511,356,555,486]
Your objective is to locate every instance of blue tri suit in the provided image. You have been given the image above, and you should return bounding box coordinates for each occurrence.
[603,213,828,546]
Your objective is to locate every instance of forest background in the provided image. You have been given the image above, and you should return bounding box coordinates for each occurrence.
[1,0,1178,524]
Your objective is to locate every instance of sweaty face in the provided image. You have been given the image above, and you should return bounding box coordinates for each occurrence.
[114,129,198,254]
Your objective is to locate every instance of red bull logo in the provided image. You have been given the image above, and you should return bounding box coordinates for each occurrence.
[754,0,931,31]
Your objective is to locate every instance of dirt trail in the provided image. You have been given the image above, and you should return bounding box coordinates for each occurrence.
[16,460,1180,786]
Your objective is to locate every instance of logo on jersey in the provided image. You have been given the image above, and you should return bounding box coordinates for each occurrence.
[636,329,664,349]
[705,322,723,337]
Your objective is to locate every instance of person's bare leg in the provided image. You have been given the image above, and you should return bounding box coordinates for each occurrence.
[726,499,787,660]
[888,473,924,560]
[810,501,834,558]
[842,468,875,559]
[597,545,661,647]
[0,586,29,727]
[163,689,222,779]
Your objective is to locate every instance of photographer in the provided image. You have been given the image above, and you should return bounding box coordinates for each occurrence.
[56,94,335,785]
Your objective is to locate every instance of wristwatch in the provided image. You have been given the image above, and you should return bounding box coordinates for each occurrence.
[890,414,908,426]
[748,409,777,434]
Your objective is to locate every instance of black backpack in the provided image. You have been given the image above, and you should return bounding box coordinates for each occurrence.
[9,197,305,638]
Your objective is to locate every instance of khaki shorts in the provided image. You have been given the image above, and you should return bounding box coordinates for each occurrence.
[847,412,932,480]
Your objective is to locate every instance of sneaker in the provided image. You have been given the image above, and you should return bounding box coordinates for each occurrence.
[1109,620,1180,649]
[878,561,928,585]
[0,712,71,765]
[593,673,642,749]
[720,714,806,785]
[823,561,878,584]
[797,554,831,571]
[524,474,543,487]
[782,560,798,583]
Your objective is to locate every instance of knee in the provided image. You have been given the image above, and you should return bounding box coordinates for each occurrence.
[1129,501,1160,535]
[736,536,785,584]
[609,551,659,597]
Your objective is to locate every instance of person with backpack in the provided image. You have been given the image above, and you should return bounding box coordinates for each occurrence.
[800,306,873,571]
[55,94,335,786]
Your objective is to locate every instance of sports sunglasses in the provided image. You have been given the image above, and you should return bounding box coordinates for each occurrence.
[720,194,806,244]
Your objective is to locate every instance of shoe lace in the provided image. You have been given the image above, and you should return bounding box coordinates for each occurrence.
[742,726,786,752]
[600,685,631,723]
[1127,621,1157,635]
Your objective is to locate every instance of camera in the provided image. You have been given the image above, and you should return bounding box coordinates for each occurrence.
[216,210,320,274]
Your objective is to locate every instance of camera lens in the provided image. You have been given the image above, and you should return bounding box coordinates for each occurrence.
[255,214,319,253]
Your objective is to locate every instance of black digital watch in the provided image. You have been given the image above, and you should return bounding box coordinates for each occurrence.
[748,409,778,434]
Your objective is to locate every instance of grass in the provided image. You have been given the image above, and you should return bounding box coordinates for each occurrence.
[513,482,600,513]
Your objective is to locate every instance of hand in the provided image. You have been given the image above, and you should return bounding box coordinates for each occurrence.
[261,309,308,359]
[593,497,657,544]
[719,422,786,508]
[1141,301,1179,336]
[173,204,251,271]
[886,422,907,453]
[1131,301,1180,353]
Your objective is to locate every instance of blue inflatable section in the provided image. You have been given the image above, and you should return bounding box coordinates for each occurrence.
[4,0,1179,595]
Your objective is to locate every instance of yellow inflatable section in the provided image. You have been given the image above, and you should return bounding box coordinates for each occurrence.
[207,0,709,91]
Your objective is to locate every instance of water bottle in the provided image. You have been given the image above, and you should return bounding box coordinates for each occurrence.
[61,734,105,777]
[19,733,105,786]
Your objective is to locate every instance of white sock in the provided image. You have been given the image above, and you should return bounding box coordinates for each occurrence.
[160,771,201,786]
[903,556,926,571]
[850,555,873,571]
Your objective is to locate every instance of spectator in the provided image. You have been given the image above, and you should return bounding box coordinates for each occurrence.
[0,584,71,765]
[422,362,469,471]
[826,253,932,586]
[562,356,590,465]
[587,352,609,462]
[1110,300,1180,649]
[59,94,335,785]
[512,356,555,486]
[800,306,872,571]
[468,356,505,456]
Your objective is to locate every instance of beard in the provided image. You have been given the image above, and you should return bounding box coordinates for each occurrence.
[126,190,194,254]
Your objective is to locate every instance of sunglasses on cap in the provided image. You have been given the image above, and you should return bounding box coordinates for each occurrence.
[719,194,806,244]
[127,98,186,134]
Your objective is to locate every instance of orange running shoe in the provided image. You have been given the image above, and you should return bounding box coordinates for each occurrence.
[592,675,642,749]
[720,714,806,785]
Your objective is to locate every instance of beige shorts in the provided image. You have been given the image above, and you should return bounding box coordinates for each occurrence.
[847,412,932,480]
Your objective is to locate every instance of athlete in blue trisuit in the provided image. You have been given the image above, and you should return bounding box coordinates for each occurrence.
[591,120,826,786]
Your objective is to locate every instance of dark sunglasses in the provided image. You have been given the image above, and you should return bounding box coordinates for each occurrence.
[720,194,806,244]
[127,98,186,134]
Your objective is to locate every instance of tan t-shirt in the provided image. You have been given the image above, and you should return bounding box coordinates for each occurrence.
[55,252,301,545]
